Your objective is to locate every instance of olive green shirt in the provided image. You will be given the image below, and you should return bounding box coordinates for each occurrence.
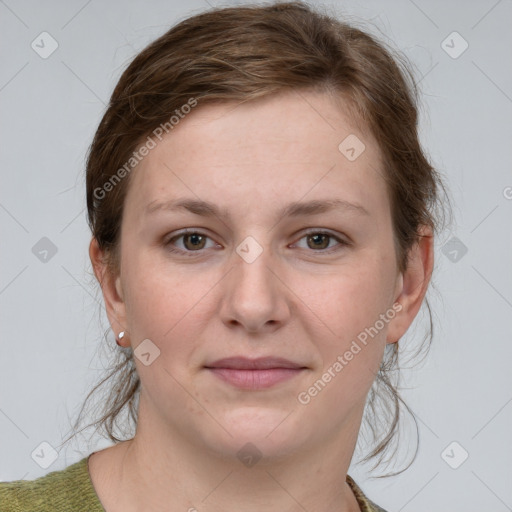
[0,454,388,511]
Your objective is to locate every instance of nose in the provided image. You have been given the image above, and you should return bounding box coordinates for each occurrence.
[219,245,290,334]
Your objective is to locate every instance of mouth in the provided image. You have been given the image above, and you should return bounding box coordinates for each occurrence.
[204,357,308,390]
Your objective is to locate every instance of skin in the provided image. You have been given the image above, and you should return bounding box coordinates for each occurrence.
[88,89,433,512]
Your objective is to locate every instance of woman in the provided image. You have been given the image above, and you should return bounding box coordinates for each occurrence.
[0,2,451,511]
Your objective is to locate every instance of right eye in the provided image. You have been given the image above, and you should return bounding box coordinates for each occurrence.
[164,229,219,256]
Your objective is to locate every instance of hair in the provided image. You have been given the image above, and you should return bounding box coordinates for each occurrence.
[61,0,453,477]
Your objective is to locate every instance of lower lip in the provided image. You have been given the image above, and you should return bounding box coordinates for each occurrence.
[206,368,304,389]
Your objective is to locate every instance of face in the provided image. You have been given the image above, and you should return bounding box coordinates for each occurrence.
[96,89,423,462]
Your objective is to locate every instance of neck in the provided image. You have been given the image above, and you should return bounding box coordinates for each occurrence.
[97,398,364,512]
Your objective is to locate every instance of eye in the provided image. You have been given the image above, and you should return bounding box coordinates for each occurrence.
[164,229,218,256]
[292,230,350,253]
[163,228,350,257]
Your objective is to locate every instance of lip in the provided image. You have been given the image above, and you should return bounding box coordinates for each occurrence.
[204,357,307,390]
[206,357,305,370]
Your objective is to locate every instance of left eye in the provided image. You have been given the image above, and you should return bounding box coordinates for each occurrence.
[293,231,348,252]
[164,229,348,256]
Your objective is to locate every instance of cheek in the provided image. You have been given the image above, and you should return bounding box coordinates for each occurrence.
[122,273,204,400]
[299,261,393,337]
[299,271,390,417]
[302,259,393,378]
[121,253,202,347]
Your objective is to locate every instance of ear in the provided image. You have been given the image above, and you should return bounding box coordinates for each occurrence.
[89,237,127,343]
[386,225,434,344]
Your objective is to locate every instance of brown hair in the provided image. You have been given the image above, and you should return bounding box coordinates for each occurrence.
[61,1,453,477]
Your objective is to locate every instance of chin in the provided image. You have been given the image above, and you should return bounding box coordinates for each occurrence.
[198,407,312,463]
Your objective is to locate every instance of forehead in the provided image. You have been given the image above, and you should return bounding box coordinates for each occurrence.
[124,89,387,221]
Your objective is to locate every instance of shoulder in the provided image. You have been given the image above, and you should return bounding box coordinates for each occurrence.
[346,474,390,512]
[0,456,105,512]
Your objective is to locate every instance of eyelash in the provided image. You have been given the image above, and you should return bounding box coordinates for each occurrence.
[163,228,351,257]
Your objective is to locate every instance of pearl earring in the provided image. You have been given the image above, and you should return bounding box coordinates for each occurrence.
[116,331,125,346]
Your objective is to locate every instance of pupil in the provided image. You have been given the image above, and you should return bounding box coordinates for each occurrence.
[310,234,328,249]
[187,233,204,249]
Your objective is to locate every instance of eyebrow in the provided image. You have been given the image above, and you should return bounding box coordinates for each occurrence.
[145,197,370,221]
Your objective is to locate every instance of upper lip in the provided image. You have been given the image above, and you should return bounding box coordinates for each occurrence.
[205,357,306,370]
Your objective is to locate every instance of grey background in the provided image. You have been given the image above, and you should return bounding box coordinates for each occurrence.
[1,1,511,511]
